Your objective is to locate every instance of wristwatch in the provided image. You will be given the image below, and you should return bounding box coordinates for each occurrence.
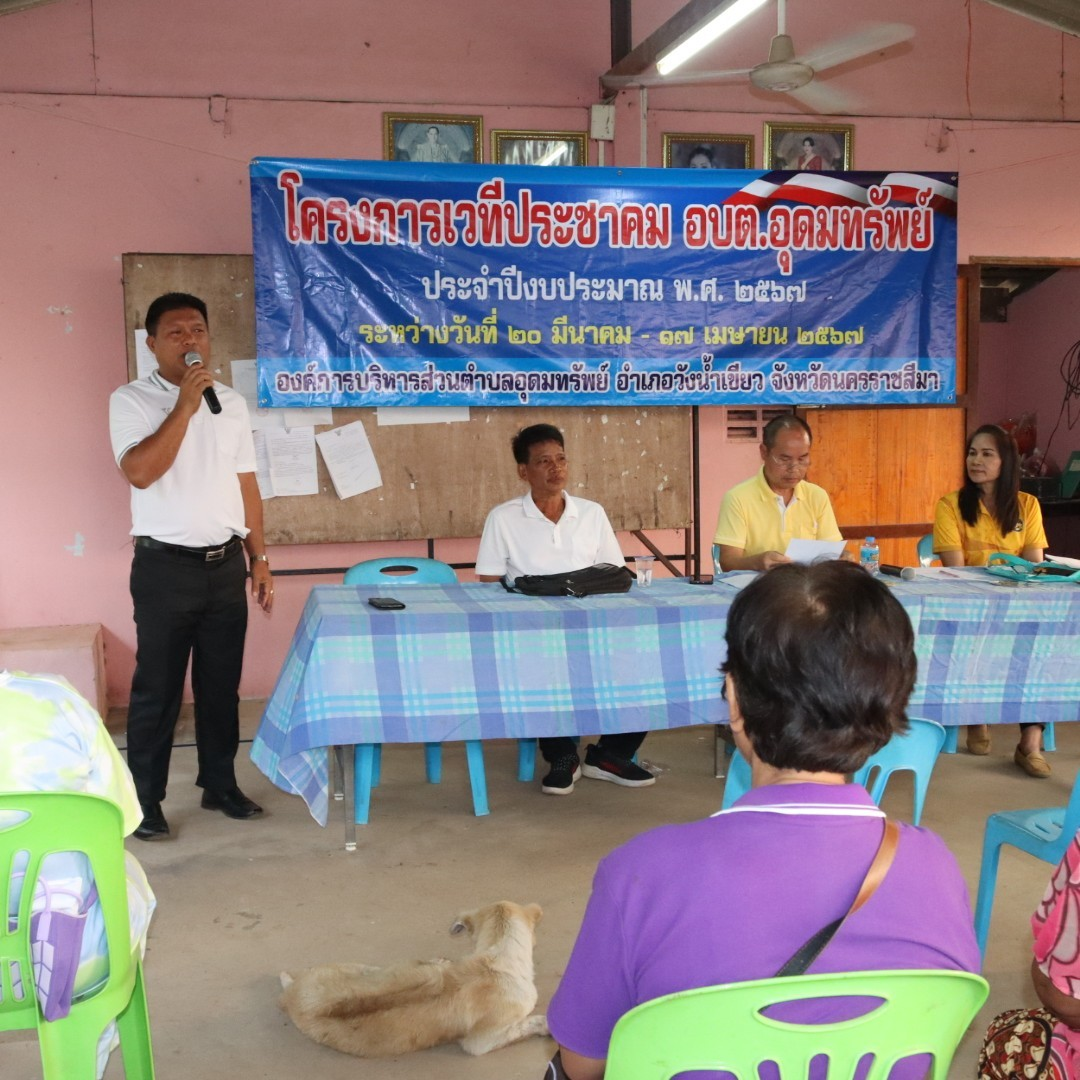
[251,554,270,566]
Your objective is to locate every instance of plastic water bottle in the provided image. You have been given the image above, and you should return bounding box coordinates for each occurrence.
[860,536,880,575]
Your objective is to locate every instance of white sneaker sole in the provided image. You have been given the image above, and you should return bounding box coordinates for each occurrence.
[541,765,581,795]
[581,763,656,788]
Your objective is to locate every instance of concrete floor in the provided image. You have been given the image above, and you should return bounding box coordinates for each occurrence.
[2,709,1068,1079]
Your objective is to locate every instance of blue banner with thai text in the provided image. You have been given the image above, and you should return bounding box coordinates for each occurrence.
[250,158,958,407]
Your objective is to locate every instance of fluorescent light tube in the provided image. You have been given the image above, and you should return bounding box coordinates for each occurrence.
[656,0,770,76]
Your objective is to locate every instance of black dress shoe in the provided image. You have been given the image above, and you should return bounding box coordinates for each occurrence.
[133,802,170,841]
[201,786,263,819]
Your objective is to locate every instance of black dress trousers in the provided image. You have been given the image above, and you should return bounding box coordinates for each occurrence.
[126,543,248,804]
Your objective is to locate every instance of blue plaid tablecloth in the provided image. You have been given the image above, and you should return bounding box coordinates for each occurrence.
[251,574,1080,824]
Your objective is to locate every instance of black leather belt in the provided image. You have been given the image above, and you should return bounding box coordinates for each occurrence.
[135,535,242,562]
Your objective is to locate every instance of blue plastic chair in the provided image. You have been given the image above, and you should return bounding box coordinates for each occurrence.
[720,747,752,810]
[724,719,945,823]
[973,767,1080,956]
[916,533,935,567]
[342,556,458,586]
[852,718,946,825]
[340,557,490,821]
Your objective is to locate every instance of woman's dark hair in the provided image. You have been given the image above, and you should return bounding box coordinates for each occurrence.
[958,423,1021,535]
[721,561,914,773]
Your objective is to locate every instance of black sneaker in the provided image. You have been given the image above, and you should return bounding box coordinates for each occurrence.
[541,754,582,796]
[581,745,656,788]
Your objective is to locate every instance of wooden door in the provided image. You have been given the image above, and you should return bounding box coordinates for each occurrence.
[796,271,970,567]
[802,407,965,567]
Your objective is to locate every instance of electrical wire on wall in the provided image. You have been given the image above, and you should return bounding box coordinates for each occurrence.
[1041,337,1080,474]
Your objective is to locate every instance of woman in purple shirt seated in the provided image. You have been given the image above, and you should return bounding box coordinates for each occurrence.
[546,560,980,1080]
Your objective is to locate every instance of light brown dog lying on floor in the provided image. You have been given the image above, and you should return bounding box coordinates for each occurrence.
[279,900,548,1057]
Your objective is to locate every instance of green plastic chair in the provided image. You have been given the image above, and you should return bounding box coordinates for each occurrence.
[0,791,155,1079]
[605,969,988,1080]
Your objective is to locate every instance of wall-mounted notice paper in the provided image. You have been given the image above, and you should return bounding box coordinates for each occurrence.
[264,426,319,496]
[134,329,157,380]
[252,430,275,499]
[315,420,383,500]
[376,406,470,426]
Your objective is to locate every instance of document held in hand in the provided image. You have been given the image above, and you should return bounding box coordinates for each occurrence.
[784,539,847,564]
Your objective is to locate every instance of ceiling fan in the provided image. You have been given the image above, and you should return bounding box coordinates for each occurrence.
[602,0,914,113]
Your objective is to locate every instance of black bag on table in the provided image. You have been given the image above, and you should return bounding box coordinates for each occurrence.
[504,562,634,598]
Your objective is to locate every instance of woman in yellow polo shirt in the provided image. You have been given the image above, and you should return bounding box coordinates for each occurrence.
[933,423,1049,777]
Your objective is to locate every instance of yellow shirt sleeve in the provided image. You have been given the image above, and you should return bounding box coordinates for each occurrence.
[1019,491,1048,552]
[933,494,962,554]
[713,496,746,548]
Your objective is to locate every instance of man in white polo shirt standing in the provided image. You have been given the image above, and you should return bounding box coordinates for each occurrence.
[109,292,273,841]
[475,423,655,796]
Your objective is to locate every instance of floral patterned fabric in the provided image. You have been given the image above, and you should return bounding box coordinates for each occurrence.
[980,834,1080,1079]
[1031,834,1080,1078]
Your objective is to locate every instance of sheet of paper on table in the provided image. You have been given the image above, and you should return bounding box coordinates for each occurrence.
[714,572,759,591]
[784,539,847,564]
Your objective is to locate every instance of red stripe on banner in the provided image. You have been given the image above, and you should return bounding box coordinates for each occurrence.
[881,184,958,217]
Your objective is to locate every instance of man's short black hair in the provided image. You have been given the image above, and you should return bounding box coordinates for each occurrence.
[722,560,915,774]
[762,414,812,449]
[145,292,208,337]
[511,423,564,465]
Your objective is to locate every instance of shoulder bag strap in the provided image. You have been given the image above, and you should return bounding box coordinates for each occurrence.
[774,818,900,978]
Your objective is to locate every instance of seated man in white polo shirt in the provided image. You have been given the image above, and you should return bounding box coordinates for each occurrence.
[475,423,655,796]
[714,414,844,572]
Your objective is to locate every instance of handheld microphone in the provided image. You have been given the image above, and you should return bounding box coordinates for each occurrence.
[880,564,916,581]
[184,352,222,414]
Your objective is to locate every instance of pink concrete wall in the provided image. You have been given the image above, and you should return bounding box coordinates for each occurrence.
[975,270,1080,469]
[2,0,1080,705]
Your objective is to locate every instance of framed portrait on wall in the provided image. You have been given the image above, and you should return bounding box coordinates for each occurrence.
[662,133,753,169]
[763,122,854,171]
[383,113,483,164]
[491,130,588,166]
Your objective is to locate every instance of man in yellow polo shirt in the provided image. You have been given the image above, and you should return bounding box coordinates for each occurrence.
[714,415,843,572]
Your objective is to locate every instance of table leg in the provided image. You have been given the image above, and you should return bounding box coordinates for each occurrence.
[331,745,344,800]
[344,744,376,852]
[714,725,734,778]
[343,745,356,851]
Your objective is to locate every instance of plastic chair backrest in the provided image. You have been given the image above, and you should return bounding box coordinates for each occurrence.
[720,747,752,810]
[343,556,458,585]
[605,968,988,1080]
[0,791,155,1078]
[917,534,935,567]
[1030,766,1080,865]
[852,718,946,825]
